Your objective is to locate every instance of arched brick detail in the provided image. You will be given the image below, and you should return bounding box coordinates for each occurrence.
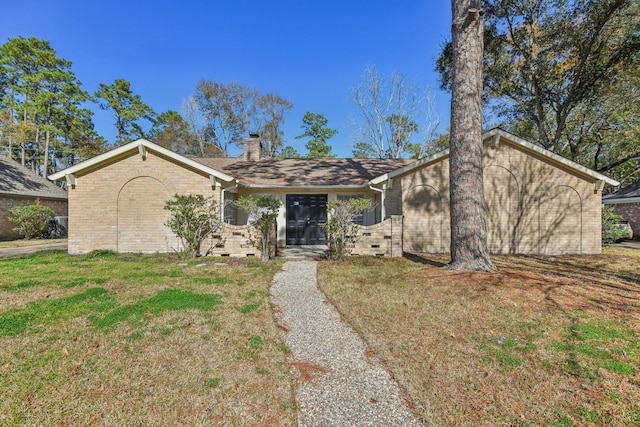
[403,184,446,253]
[116,176,176,253]
[539,185,582,254]
[484,165,520,254]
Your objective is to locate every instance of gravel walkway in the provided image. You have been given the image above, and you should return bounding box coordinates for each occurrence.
[271,260,422,427]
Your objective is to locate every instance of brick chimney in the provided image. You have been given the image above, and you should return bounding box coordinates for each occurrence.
[243,134,262,161]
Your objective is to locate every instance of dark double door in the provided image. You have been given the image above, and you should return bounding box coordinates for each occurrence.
[286,194,327,245]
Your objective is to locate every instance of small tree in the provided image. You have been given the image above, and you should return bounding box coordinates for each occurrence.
[322,198,371,260]
[164,194,222,257]
[602,205,629,245]
[8,202,56,240]
[235,195,281,262]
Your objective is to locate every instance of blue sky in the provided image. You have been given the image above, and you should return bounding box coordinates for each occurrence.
[1,0,452,157]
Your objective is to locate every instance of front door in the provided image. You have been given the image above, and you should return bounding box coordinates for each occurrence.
[286,194,327,245]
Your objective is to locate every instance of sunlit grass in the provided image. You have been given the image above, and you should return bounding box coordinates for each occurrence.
[0,250,295,426]
[318,248,640,426]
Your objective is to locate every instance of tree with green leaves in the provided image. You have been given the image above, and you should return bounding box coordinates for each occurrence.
[234,195,281,262]
[447,0,495,272]
[0,36,93,177]
[95,78,155,145]
[437,0,640,182]
[164,194,222,257]
[277,145,301,158]
[295,112,337,159]
[149,110,222,157]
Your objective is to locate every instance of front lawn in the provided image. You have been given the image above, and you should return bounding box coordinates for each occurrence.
[318,247,640,426]
[0,250,295,426]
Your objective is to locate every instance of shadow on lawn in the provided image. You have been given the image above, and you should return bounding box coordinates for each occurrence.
[405,251,640,322]
[403,252,448,268]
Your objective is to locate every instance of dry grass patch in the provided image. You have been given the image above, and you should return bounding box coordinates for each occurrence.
[0,250,295,426]
[317,247,640,426]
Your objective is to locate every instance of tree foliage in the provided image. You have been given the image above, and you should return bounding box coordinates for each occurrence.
[234,195,281,262]
[601,205,631,244]
[351,64,440,159]
[164,194,222,257]
[94,78,155,145]
[321,198,371,260]
[437,0,640,184]
[8,202,55,240]
[194,80,293,157]
[277,145,301,158]
[295,112,337,158]
[0,36,97,177]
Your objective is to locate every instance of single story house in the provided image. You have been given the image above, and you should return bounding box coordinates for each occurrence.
[48,128,618,256]
[0,154,68,240]
[603,180,640,240]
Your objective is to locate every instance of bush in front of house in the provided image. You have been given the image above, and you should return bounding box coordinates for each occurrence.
[8,202,56,240]
[322,198,371,260]
[235,195,281,262]
[164,194,222,257]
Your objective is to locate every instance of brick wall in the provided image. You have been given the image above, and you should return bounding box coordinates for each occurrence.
[67,151,218,254]
[611,202,640,240]
[0,196,67,240]
[351,215,403,257]
[398,140,603,255]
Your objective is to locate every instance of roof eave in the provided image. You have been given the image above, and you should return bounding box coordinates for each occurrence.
[238,183,371,190]
[603,196,640,204]
[486,128,620,187]
[49,139,235,183]
[370,128,621,187]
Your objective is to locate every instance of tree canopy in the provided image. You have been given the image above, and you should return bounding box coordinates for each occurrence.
[437,0,640,185]
[295,112,337,158]
[94,78,156,145]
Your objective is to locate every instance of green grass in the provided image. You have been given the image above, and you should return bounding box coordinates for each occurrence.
[89,288,222,331]
[0,288,116,336]
[0,250,294,426]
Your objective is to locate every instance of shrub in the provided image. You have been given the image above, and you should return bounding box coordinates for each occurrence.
[602,205,631,244]
[235,195,281,262]
[164,194,222,257]
[8,202,55,239]
[322,198,372,260]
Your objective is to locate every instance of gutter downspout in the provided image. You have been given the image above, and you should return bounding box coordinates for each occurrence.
[369,182,385,222]
[221,180,239,223]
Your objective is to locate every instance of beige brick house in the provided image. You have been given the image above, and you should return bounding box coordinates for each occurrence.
[49,128,618,256]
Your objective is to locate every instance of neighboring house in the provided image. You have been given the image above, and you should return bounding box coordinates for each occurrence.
[49,128,618,256]
[603,180,640,240]
[0,155,68,240]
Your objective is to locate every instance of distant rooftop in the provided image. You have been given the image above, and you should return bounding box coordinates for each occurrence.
[0,155,67,199]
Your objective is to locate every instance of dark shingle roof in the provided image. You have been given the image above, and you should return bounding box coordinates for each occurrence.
[0,155,67,199]
[193,157,414,186]
[604,181,640,200]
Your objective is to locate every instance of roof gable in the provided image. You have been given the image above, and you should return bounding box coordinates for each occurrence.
[48,139,235,183]
[371,128,619,187]
[0,155,67,199]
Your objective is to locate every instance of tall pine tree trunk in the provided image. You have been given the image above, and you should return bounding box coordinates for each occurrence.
[448,0,495,271]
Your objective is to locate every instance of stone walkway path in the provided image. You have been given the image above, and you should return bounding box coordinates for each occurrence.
[270,260,422,427]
